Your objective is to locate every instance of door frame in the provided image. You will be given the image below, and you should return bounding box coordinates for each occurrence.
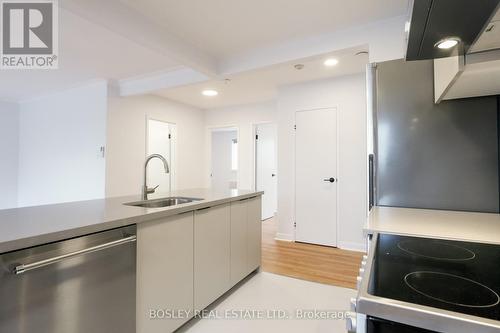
[207,125,240,190]
[253,122,278,220]
[252,121,276,191]
[293,107,340,246]
[145,116,177,192]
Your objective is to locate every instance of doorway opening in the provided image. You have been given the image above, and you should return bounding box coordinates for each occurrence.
[146,118,176,198]
[210,127,238,192]
[254,123,277,220]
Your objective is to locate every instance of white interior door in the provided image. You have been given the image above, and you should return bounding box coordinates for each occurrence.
[211,129,238,191]
[256,124,277,220]
[295,108,338,247]
[147,119,173,197]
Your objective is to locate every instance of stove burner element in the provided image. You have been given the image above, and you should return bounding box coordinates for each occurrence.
[404,271,500,308]
[397,239,476,261]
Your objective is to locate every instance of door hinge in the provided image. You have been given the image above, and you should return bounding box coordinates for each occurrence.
[293,221,297,228]
[168,134,171,139]
[294,125,296,130]
[255,134,259,140]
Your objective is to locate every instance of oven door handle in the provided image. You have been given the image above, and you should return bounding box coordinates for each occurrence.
[13,235,137,275]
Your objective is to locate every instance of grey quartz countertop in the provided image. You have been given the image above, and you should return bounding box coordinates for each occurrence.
[365,206,500,244]
[0,188,263,253]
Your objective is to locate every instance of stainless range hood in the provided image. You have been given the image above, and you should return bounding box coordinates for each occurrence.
[470,7,500,53]
[419,4,500,102]
[405,0,500,61]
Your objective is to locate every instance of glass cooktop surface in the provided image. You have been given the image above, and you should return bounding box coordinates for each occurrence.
[369,234,500,321]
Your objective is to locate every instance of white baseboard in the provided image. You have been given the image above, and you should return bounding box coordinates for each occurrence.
[274,233,294,242]
[338,241,366,252]
[271,233,366,251]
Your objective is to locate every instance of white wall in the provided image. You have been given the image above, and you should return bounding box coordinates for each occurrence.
[204,101,277,190]
[0,102,19,209]
[17,81,107,207]
[276,74,367,251]
[106,94,205,197]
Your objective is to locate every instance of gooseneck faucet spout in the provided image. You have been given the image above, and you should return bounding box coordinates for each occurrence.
[142,154,170,200]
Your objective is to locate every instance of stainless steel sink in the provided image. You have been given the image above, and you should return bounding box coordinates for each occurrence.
[124,197,203,208]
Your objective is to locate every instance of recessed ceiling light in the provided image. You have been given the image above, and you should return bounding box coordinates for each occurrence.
[324,58,339,67]
[436,38,459,49]
[202,89,218,97]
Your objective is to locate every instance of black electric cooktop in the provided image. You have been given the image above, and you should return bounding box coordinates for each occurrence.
[369,234,500,321]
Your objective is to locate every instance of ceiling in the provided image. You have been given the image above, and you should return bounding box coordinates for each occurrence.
[156,46,369,109]
[0,8,180,102]
[118,0,408,59]
[0,0,407,102]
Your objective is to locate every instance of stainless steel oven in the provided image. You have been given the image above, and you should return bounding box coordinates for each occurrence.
[0,225,136,333]
[366,316,436,332]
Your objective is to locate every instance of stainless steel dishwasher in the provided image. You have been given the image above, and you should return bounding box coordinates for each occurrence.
[0,225,136,333]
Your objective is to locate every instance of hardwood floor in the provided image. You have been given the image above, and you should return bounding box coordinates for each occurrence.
[261,217,364,289]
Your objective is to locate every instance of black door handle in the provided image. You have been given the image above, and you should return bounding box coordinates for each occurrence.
[272,174,276,177]
[323,177,336,183]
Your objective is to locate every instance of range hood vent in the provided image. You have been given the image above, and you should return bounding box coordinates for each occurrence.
[470,6,500,53]
[405,0,500,61]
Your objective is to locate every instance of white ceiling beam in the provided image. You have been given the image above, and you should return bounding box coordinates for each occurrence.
[60,0,218,77]
[217,16,407,76]
[117,67,209,96]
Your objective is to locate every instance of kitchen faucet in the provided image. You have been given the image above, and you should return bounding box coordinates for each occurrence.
[142,154,170,200]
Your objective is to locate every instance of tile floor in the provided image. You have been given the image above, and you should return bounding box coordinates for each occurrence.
[178,272,355,333]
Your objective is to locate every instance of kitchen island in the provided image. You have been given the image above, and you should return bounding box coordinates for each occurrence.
[0,188,262,253]
[0,188,263,333]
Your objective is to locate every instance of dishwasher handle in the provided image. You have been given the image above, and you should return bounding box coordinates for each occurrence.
[13,235,137,275]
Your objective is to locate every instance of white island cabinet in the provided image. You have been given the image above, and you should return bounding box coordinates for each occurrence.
[246,196,262,273]
[230,199,249,284]
[194,203,231,311]
[137,195,262,333]
[230,196,262,284]
[136,212,194,333]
